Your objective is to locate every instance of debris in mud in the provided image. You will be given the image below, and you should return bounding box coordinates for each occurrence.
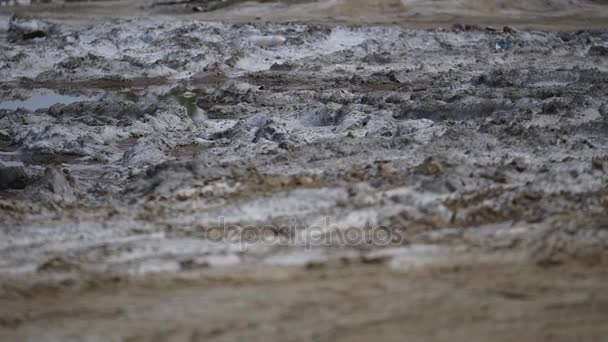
[7,15,56,41]
[503,26,517,34]
[39,166,75,202]
[495,39,511,50]
[592,156,608,171]
[587,45,608,57]
[37,256,81,272]
[0,160,30,189]
[541,99,568,114]
[414,156,445,176]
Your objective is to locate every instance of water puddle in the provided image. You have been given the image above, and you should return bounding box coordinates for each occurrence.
[0,0,55,6]
[155,88,207,121]
[0,93,101,111]
[0,87,207,121]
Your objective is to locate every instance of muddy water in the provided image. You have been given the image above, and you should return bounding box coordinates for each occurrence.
[0,92,101,110]
[0,86,207,120]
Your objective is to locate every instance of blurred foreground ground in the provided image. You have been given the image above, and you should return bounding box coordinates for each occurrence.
[3,0,608,29]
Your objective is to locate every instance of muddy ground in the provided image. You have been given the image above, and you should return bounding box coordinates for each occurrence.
[1,0,608,341]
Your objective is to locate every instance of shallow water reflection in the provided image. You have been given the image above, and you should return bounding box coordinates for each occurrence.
[0,87,207,121]
[0,93,101,111]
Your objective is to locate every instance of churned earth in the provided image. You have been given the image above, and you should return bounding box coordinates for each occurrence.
[1,0,608,340]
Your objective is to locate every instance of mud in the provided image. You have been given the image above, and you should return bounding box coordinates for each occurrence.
[1,2,608,341]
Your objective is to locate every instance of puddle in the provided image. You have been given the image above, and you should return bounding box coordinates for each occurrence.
[155,88,207,121]
[0,93,101,111]
[0,87,208,121]
[0,0,51,6]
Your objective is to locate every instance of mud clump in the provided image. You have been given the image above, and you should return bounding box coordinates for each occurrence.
[39,167,75,202]
[588,45,608,57]
[397,98,508,121]
[475,70,517,87]
[7,16,57,42]
[0,161,30,190]
[305,104,346,126]
[600,102,608,118]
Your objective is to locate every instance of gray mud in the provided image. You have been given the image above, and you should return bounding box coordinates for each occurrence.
[1,11,608,341]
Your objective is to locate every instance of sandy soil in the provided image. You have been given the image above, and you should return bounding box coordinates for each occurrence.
[1,1,608,341]
[2,0,608,29]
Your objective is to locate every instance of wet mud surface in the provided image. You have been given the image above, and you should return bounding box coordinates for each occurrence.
[1,4,608,341]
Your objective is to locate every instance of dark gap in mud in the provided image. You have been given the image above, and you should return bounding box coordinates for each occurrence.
[397,100,511,122]
[23,151,83,165]
[0,142,19,155]
[24,76,172,91]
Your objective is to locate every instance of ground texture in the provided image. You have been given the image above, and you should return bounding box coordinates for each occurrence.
[1,1,608,340]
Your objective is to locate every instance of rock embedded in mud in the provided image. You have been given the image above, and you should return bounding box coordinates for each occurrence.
[599,102,608,118]
[269,62,295,71]
[451,23,483,32]
[542,100,569,115]
[196,82,257,116]
[8,16,56,42]
[510,157,528,172]
[503,26,517,34]
[57,54,107,71]
[475,70,515,87]
[592,157,608,171]
[305,104,345,127]
[40,167,75,202]
[0,161,30,190]
[588,46,608,57]
[37,256,81,273]
[414,157,445,176]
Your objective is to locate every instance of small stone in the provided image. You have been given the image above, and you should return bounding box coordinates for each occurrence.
[587,46,608,57]
[542,101,561,114]
[599,103,608,118]
[481,170,507,183]
[510,157,527,172]
[269,62,295,71]
[8,16,56,41]
[0,161,29,190]
[40,167,75,202]
[503,26,517,34]
[415,157,444,176]
[38,257,80,272]
[592,157,608,171]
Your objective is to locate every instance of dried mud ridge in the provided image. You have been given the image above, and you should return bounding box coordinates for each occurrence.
[1,16,608,340]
